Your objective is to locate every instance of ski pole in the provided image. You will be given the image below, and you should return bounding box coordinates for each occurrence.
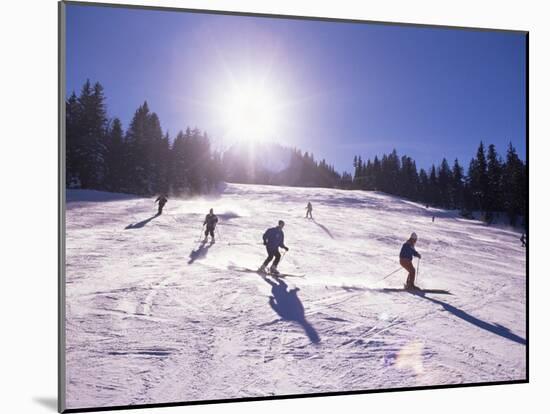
[379,267,403,281]
[417,257,421,283]
[216,227,221,241]
[197,225,205,242]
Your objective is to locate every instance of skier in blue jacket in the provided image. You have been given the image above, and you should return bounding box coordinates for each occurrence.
[399,232,421,290]
[259,220,289,275]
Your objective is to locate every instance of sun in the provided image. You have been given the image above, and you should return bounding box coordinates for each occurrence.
[220,83,280,142]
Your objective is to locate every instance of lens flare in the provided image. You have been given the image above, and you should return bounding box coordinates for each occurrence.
[395,340,425,374]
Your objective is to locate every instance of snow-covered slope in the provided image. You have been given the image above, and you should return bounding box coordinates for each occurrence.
[64,183,526,410]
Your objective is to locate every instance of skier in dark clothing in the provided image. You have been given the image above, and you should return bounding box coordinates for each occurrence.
[305,202,313,219]
[520,233,526,248]
[259,220,289,275]
[399,232,421,290]
[203,208,219,243]
[154,195,168,215]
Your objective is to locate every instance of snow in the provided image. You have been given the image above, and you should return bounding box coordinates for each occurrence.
[64,183,526,410]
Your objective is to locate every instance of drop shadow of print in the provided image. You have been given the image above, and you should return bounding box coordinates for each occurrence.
[33,397,57,412]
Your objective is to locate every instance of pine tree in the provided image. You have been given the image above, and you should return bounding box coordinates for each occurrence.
[467,141,489,216]
[438,158,452,208]
[146,111,164,194]
[502,143,526,226]
[451,158,464,209]
[353,156,363,188]
[486,144,503,221]
[125,101,151,195]
[171,131,187,193]
[418,168,429,203]
[385,149,401,194]
[104,118,125,192]
[157,131,171,194]
[65,81,227,196]
[340,172,353,189]
[399,156,418,199]
[65,91,81,187]
[71,80,108,189]
[184,128,208,193]
[345,142,523,226]
[372,156,381,190]
[364,159,374,190]
[428,165,439,205]
[466,158,478,212]
[208,150,224,190]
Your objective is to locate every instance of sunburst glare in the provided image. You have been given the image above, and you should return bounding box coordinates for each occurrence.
[218,81,282,143]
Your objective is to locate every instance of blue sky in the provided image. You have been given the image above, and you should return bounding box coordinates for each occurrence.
[66,4,526,173]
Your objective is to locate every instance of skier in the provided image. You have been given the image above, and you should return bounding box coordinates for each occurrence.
[432,215,435,223]
[399,232,422,290]
[259,220,289,275]
[203,208,219,243]
[305,202,313,219]
[154,194,168,215]
[520,233,526,248]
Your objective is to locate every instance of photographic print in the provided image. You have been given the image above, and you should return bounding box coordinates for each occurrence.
[60,1,527,412]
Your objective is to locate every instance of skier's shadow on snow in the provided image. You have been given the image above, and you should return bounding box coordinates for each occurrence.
[188,241,213,264]
[416,294,526,345]
[263,277,320,344]
[311,219,334,239]
[125,214,159,230]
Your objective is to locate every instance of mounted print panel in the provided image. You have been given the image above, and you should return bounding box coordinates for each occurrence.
[59,1,528,412]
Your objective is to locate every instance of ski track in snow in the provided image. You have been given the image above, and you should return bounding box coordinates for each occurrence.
[64,183,526,409]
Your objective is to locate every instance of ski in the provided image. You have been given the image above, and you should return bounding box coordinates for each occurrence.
[228,265,305,278]
[377,287,451,295]
[270,272,305,278]
[228,265,263,275]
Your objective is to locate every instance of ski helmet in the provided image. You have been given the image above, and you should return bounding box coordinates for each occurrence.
[210,208,213,214]
[278,220,285,227]
[410,232,418,241]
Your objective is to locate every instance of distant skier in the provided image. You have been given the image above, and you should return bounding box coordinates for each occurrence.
[154,194,168,215]
[259,220,289,275]
[399,232,422,290]
[520,233,526,248]
[432,215,435,223]
[305,202,313,219]
[203,208,219,243]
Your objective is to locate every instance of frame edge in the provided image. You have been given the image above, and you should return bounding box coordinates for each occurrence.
[58,1,67,412]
